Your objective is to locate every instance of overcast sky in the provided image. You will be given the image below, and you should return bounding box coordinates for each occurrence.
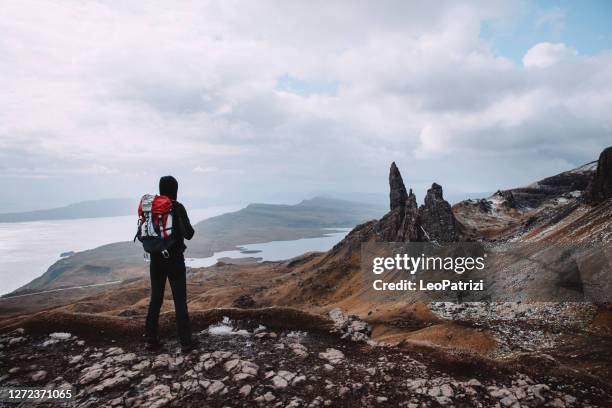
[1,0,611,211]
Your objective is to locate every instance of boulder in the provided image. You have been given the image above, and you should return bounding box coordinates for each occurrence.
[587,146,612,204]
[232,294,256,309]
[496,190,517,209]
[318,348,344,364]
[31,370,47,381]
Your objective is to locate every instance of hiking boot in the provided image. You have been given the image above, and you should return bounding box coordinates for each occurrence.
[180,339,200,353]
[145,340,162,351]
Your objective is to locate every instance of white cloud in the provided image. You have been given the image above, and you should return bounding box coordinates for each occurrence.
[0,1,610,209]
[522,42,577,68]
[192,165,219,174]
[536,7,566,30]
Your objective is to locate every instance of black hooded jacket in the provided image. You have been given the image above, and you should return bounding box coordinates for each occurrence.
[159,176,194,258]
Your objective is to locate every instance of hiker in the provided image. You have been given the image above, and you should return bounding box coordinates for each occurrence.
[142,175,197,352]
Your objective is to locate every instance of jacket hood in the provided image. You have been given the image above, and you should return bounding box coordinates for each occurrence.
[159,176,178,200]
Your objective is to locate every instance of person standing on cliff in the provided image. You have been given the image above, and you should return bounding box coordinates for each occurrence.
[144,175,197,352]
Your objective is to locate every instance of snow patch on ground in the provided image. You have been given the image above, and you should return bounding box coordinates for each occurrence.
[41,332,73,346]
[49,332,72,340]
[206,317,251,336]
[566,161,597,174]
[485,195,507,214]
[286,331,308,339]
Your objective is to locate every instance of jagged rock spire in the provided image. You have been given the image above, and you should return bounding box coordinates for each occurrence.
[389,162,408,210]
[419,182,459,242]
[424,182,443,205]
[378,163,460,242]
[587,146,612,204]
[407,188,417,209]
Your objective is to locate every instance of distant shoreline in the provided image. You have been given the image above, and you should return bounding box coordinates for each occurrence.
[1,280,122,300]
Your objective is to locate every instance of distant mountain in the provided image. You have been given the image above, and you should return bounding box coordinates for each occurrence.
[0,195,387,223]
[0,198,135,223]
[306,191,387,206]
[196,196,385,231]
[185,196,385,257]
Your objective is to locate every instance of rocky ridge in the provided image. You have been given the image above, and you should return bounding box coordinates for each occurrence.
[1,315,610,408]
[453,147,612,243]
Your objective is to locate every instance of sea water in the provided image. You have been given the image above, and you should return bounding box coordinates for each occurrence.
[185,228,351,268]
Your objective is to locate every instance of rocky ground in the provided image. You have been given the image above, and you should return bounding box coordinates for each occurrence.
[428,302,598,355]
[1,312,611,408]
[428,302,612,383]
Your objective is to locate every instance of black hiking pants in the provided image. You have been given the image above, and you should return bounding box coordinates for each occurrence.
[144,255,192,346]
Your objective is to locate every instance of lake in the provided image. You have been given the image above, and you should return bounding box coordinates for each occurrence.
[185,228,352,268]
[0,206,241,295]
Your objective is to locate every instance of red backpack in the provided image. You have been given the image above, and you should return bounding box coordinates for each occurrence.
[135,194,175,258]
